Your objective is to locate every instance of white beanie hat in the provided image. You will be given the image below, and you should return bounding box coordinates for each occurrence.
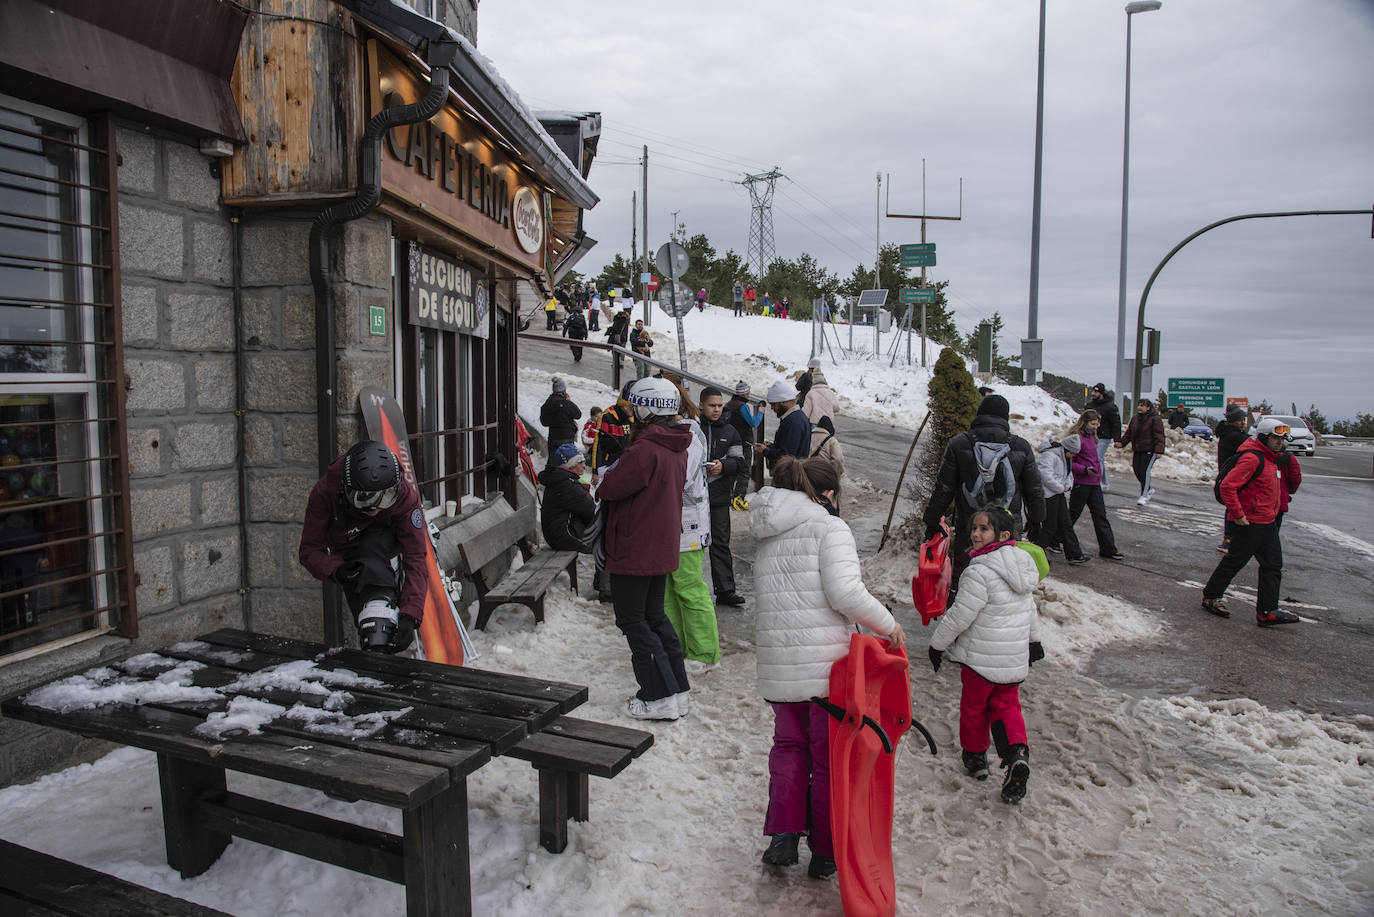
[766,380,798,404]
[807,358,822,369]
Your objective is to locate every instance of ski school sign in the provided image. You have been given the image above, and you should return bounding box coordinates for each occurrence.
[406,243,490,339]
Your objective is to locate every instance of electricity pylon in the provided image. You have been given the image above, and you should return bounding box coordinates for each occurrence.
[741,167,783,281]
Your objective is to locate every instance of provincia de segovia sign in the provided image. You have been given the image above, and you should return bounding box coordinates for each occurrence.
[407,243,490,339]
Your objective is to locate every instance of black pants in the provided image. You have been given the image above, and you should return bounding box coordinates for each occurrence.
[569,344,583,361]
[1132,451,1156,497]
[1038,493,1083,560]
[588,311,599,331]
[732,452,753,498]
[609,572,687,702]
[546,312,557,330]
[1069,484,1118,555]
[733,303,743,316]
[1203,520,1282,613]
[708,502,735,595]
[340,527,402,619]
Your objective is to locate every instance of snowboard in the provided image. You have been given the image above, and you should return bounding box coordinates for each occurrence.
[825,634,913,917]
[358,385,473,666]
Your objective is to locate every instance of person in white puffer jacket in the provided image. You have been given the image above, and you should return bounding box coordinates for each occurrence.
[928,506,1043,805]
[749,456,905,879]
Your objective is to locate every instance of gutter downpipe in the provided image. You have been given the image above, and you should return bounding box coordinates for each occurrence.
[309,36,460,644]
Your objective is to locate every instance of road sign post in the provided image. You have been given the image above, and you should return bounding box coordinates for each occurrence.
[900,243,937,268]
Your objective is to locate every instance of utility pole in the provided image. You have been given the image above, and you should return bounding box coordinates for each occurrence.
[885,165,963,367]
[741,167,782,281]
[641,145,650,325]
[630,191,637,321]
[874,172,882,356]
[1024,0,1048,385]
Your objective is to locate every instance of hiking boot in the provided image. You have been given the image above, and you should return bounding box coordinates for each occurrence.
[761,833,800,866]
[1257,609,1300,627]
[1200,597,1230,618]
[716,592,747,607]
[625,695,680,721]
[961,750,990,781]
[1044,544,1062,554]
[1000,745,1031,804]
[1066,556,1090,566]
[807,854,838,879]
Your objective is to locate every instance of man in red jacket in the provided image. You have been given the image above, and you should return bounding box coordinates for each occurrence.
[1200,418,1299,627]
[299,441,430,652]
[597,377,692,720]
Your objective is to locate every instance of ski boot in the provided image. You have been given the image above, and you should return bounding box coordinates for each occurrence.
[1000,745,1031,804]
[761,833,800,866]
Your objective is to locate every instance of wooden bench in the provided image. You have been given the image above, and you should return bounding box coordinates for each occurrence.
[507,716,654,854]
[0,837,233,916]
[450,495,579,630]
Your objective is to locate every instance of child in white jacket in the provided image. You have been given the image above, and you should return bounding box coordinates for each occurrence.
[928,506,1043,804]
[1034,433,1085,563]
[749,457,905,878]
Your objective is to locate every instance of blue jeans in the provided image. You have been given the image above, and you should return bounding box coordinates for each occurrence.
[1096,437,1111,488]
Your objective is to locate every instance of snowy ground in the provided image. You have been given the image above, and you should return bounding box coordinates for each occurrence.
[3,306,1368,915]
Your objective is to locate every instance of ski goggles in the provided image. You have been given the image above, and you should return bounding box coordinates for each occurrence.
[1270,424,1290,436]
[346,485,399,512]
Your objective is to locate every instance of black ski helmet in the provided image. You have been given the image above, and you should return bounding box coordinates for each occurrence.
[342,441,401,512]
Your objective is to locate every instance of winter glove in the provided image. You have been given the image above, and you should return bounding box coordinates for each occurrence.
[923,523,942,543]
[332,560,364,586]
[928,646,944,673]
[386,615,418,654]
[1028,642,1045,666]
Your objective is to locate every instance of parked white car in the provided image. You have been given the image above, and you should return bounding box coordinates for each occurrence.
[1250,415,1316,456]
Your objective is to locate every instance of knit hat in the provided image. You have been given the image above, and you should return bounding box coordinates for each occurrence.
[734,380,751,396]
[553,442,584,468]
[1091,382,1107,395]
[807,358,822,369]
[1060,433,1082,455]
[976,394,1010,420]
[552,377,567,394]
[766,380,798,404]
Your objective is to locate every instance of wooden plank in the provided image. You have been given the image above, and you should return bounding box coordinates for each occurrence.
[540,717,655,756]
[403,779,471,917]
[195,630,589,711]
[158,754,230,879]
[2,699,449,809]
[194,791,405,885]
[485,552,563,600]
[456,509,536,575]
[506,732,636,779]
[0,840,233,916]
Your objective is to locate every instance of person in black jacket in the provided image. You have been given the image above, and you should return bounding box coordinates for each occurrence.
[540,378,581,462]
[922,394,1045,603]
[606,307,631,375]
[562,309,588,361]
[539,443,597,554]
[755,380,811,472]
[1087,383,1122,489]
[1167,405,1190,430]
[1214,403,1251,553]
[724,381,757,504]
[699,386,746,606]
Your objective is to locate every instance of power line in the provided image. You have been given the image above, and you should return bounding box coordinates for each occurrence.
[774,188,874,264]
[786,176,874,241]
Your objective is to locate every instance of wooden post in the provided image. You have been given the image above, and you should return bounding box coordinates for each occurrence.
[879,411,931,550]
[157,754,230,878]
[403,779,470,917]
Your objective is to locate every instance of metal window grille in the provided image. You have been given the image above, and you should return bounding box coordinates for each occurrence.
[0,103,134,660]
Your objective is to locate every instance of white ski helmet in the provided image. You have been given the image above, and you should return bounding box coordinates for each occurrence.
[1255,417,1292,441]
[626,377,681,422]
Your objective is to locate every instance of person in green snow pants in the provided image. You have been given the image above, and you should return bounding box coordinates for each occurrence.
[664,548,720,668]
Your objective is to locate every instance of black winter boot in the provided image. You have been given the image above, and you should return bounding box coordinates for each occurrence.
[961,750,990,781]
[807,853,837,879]
[1000,744,1031,804]
[761,833,800,866]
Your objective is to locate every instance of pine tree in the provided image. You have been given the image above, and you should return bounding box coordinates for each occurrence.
[913,347,982,516]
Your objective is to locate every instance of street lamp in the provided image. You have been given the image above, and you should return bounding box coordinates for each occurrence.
[1114,0,1162,414]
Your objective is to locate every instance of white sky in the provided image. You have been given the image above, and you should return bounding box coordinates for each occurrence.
[477,0,1374,419]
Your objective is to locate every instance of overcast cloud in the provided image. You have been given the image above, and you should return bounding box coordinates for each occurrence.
[479,0,1374,419]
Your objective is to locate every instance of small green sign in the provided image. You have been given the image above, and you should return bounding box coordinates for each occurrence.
[900,288,937,304]
[900,251,937,268]
[900,243,936,254]
[369,305,386,337]
[1167,376,1224,409]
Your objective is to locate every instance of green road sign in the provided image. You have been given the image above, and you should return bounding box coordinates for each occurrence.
[900,243,936,254]
[1167,376,1224,409]
[369,305,386,336]
[900,251,936,268]
[900,288,937,304]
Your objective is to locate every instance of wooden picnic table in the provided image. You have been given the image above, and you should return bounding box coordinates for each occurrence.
[0,628,638,917]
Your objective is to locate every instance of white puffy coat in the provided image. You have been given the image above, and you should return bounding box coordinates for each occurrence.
[677,419,710,552]
[929,544,1041,684]
[802,376,839,424]
[749,487,896,702]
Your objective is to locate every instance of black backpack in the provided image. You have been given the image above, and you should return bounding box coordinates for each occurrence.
[1213,451,1267,504]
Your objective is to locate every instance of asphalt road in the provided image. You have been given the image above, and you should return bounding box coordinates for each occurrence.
[521,341,1374,717]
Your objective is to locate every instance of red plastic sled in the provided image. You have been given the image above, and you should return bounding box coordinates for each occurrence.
[911,521,952,625]
[825,634,912,917]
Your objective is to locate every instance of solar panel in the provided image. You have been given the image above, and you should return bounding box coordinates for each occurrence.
[856,289,888,307]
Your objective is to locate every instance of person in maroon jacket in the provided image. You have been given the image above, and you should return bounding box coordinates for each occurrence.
[596,377,693,720]
[1200,418,1299,627]
[298,440,430,652]
[1114,399,1166,505]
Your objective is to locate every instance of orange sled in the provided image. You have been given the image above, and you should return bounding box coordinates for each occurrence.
[815,634,936,917]
[911,520,952,625]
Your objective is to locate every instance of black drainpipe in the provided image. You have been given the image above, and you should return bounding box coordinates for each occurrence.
[231,209,251,630]
[308,37,459,644]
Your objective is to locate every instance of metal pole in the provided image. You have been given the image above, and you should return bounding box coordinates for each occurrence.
[642,145,650,325]
[1116,11,1136,420]
[875,172,882,358]
[1025,0,1046,385]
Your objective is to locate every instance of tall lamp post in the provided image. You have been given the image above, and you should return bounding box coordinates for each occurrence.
[1114,0,1162,413]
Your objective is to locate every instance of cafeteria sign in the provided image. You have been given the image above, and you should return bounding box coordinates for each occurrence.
[407,243,489,339]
